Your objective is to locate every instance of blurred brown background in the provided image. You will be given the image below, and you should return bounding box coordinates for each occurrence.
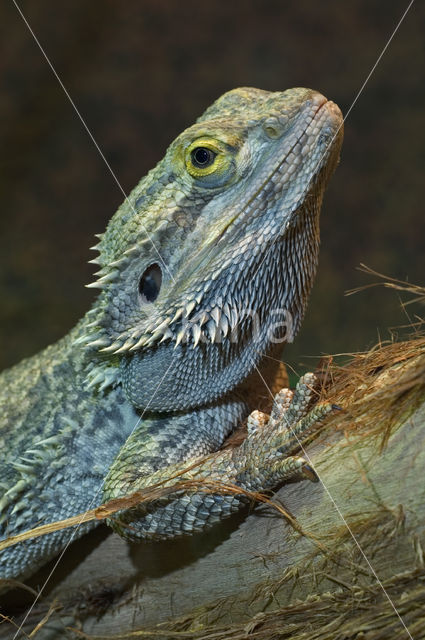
[0,0,423,375]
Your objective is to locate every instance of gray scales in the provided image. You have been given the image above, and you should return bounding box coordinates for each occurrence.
[0,87,343,579]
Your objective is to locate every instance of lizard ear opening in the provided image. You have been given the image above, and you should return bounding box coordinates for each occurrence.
[138,263,162,304]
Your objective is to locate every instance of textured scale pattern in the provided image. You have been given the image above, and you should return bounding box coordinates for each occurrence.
[0,87,343,580]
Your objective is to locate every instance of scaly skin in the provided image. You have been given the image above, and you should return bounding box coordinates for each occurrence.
[0,87,343,579]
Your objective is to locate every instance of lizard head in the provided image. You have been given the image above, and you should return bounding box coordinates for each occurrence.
[82,87,343,411]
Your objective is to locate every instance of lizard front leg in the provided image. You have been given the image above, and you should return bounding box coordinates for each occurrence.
[104,374,334,540]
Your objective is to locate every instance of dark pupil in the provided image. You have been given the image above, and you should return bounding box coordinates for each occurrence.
[191,147,215,168]
[139,263,162,303]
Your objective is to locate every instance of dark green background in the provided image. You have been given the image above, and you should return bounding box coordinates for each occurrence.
[0,0,423,375]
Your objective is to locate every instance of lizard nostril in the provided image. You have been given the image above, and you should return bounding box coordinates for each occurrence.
[262,116,287,140]
[139,263,162,303]
[264,125,280,139]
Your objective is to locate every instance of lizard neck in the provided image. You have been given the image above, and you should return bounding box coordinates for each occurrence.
[120,198,321,412]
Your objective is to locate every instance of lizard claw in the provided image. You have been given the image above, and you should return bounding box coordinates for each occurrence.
[237,373,334,490]
[301,462,320,483]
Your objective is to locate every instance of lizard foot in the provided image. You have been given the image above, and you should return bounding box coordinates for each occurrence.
[233,373,336,491]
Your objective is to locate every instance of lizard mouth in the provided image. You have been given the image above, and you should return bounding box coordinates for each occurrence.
[188,95,343,266]
[243,97,343,222]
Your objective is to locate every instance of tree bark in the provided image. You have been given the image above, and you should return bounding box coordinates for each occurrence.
[2,339,425,640]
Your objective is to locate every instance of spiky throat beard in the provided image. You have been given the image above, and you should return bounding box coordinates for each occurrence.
[81,196,320,414]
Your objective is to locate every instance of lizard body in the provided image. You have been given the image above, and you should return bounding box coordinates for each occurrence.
[0,87,343,579]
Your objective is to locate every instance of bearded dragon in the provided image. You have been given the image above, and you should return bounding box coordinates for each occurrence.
[0,87,343,580]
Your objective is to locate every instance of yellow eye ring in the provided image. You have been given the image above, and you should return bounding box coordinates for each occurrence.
[185,139,223,178]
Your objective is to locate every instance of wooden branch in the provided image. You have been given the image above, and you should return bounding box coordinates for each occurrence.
[2,338,425,640]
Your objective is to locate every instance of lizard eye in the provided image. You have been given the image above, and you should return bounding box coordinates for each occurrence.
[190,147,216,169]
[183,137,236,187]
[139,263,162,303]
[185,138,222,178]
